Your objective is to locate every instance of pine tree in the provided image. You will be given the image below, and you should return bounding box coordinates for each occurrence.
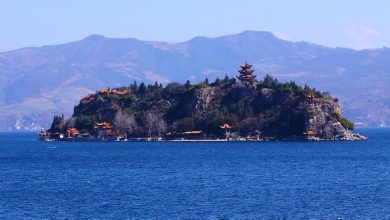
[214,77,221,86]
[224,74,230,83]
[131,81,138,93]
[185,80,191,89]
[138,82,147,95]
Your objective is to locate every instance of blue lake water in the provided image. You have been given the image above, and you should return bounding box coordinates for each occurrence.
[0,128,389,219]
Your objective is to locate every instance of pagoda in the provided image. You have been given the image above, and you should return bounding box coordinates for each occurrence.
[237,62,256,82]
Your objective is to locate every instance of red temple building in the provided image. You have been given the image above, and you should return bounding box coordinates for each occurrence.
[306,91,316,101]
[66,128,80,137]
[94,122,113,139]
[237,62,256,82]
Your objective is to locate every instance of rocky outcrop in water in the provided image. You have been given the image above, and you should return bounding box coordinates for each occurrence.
[46,75,366,141]
[303,99,366,140]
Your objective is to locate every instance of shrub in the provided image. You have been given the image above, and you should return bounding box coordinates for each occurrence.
[333,113,354,130]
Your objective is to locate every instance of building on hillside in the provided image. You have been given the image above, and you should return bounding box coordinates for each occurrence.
[81,94,95,102]
[98,88,128,95]
[303,130,317,140]
[220,123,233,139]
[66,128,80,138]
[38,131,51,140]
[306,92,316,101]
[94,122,113,139]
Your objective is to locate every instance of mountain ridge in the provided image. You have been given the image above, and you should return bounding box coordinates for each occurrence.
[0,31,388,130]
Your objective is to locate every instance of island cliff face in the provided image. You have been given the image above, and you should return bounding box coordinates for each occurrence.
[302,99,365,140]
[44,74,366,141]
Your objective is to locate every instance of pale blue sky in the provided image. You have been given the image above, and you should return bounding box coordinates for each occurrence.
[0,0,389,52]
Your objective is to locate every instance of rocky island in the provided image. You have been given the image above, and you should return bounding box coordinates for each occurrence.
[39,62,366,141]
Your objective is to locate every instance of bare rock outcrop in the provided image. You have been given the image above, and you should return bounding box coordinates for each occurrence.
[303,99,366,140]
[194,87,219,115]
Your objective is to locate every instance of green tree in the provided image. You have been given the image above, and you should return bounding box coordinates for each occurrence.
[333,113,355,130]
[238,117,259,135]
[223,74,230,83]
[263,74,278,88]
[138,82,147,95]
[204,78,209,85]
[185,80,191,89]
[49,115,65,132]
[130,81,138,93]
[212,77,222,86]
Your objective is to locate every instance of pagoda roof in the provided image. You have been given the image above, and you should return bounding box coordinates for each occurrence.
[304,130,316,136]
[306,92,316,100]
[237,74,256,80]
[67,128,79,133]
[238,69,254,74]
[240,62,252,69]
[94,122,113,129]
[220,123,233,129]
[237,62,256,81]
[96,122,110,126]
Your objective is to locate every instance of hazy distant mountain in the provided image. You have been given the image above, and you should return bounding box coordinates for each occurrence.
[0,31,389,130]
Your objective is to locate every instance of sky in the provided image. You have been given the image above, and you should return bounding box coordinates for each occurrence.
[0,0,389,52]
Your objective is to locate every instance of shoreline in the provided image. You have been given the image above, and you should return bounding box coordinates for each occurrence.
[39,133,368,142]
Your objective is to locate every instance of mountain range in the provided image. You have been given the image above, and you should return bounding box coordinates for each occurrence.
[0,31,389,131]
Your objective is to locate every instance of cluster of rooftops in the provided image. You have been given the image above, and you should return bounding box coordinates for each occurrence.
[38,122,236,140]
[94,122,113,130]
[39,127,80,139]
[39,122,114,139]
[81,89,129,102]
[98,88,128,95]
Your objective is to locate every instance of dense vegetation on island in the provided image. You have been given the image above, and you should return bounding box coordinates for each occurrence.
[47,75,354,139]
